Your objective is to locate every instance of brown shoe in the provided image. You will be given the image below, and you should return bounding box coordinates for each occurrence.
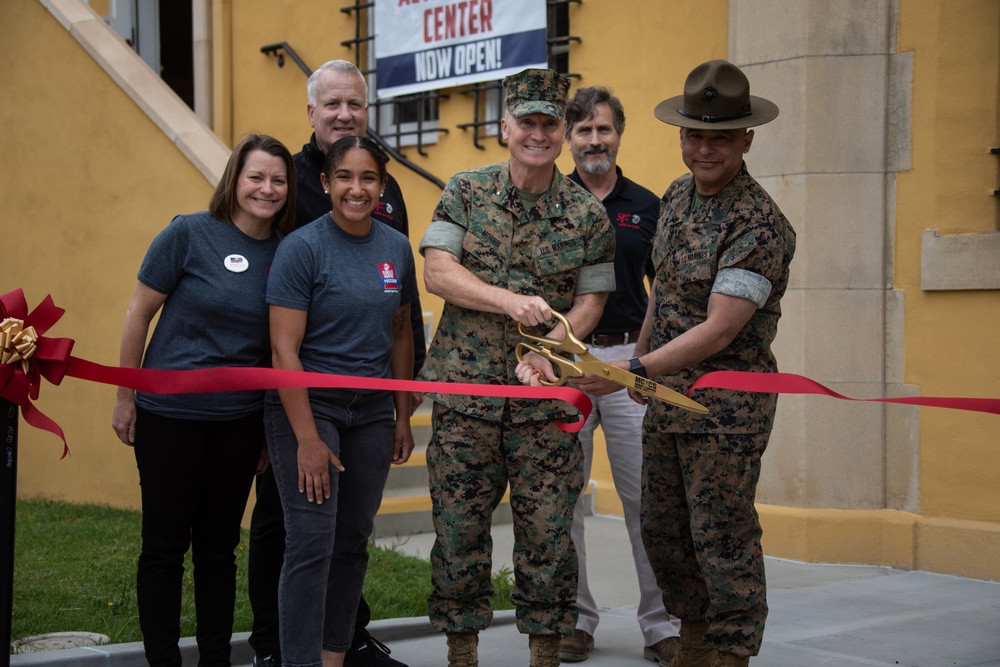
[559,629,594,662]
[710,651,749,667]
[665,621,716,667]
[447,632,479,667]
[643,636,680,663]
[529,634,562,667]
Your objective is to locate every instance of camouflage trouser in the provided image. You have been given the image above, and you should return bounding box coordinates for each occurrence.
[640,428,769,657]
[426,404,583,636]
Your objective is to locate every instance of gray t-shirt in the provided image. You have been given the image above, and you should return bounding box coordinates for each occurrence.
[266,214,418,383]
[135,211,281,419]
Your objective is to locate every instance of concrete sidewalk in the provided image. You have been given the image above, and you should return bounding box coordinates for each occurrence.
[11,515,1000,667]
[370,516,1000,667]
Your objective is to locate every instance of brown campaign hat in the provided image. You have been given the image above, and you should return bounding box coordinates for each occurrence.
[654,59,779,130]
[504,68,570,120]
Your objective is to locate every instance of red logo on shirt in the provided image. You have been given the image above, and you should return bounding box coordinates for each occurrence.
[379,262,399,291]
[616,213,641,229]
[374,200,395,219]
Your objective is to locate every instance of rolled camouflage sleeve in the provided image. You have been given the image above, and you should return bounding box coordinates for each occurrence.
[577,205,616,294]
[575,262,616,294]
[419,220,466,259]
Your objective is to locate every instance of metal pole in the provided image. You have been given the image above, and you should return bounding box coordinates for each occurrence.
[0,399,18,667]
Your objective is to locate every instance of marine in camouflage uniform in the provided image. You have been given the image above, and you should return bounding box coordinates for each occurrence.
[417,69,616,655]
[573,61,795,666]
[642,161,794,659]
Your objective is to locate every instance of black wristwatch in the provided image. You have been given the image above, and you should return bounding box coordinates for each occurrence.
[628,357,647,378]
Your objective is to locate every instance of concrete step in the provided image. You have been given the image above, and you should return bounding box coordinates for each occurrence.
[410,410,432,453]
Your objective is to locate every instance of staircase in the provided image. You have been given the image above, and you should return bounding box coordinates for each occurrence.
[373,408,593,539]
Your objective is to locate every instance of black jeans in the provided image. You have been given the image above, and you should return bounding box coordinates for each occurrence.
[247,455,374,659]
[133,407,261,667]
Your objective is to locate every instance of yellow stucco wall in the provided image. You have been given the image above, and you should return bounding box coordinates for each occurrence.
[895,0,1000,576]
[896,0,1000,519]
[755,0,1000,582]
[2,1,215,510]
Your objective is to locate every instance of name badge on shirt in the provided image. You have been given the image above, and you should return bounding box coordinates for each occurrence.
[225,254,249,273]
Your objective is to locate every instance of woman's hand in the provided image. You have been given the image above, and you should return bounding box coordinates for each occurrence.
[113,282,167,447]
[297,434,344,504]
[392,419,415,464]
[111,391,137,445]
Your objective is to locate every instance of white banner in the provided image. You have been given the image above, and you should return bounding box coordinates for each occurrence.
[374,0,548,98]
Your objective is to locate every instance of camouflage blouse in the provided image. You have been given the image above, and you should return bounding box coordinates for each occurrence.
[649,164,796,434]
[419,161,615,424]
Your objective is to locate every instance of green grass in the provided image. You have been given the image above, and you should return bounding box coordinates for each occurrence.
[10,498,514,649]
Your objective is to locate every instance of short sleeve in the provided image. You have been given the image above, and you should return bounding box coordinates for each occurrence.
[137,215,187,295]
[265,235,314,311]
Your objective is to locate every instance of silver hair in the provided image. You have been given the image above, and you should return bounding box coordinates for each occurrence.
[307,60,369,105]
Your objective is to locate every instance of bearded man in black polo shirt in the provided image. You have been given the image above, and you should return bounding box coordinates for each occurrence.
[559,86,682,666]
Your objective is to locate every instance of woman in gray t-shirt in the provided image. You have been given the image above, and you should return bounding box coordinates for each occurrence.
[112,134,296,667]
[264,136,417,667]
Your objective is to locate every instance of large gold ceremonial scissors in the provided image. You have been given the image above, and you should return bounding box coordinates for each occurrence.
[515,312,708,413]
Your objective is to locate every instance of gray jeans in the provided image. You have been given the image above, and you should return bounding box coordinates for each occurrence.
[264,388,395,667]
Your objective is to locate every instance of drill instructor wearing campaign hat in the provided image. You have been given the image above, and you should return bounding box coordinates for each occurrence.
[576,59,796,667]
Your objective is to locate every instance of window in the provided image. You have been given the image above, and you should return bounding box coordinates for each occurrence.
[457,81,504,149]
[371,91,447,155]
[458,0,580,148]
[341,0,579,151]
[340,0,445,152]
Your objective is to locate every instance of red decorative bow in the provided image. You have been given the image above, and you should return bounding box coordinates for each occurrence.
[1,289,76,456]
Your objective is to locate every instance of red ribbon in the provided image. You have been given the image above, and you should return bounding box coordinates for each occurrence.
[1,289,592,457]
[690,371,1000,415]
[7,289,1000,458]
[66,358,592,430]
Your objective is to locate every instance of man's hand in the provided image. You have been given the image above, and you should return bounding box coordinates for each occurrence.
[409,392,424,415]
[574,359,629,396]
[505,295,552,326]
[515,349,560,386]
[627,388,648,405]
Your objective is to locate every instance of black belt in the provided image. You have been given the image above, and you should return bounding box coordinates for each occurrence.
[585,330,641,347]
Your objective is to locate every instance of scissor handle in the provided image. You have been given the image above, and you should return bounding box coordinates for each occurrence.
[516,311,589,356]
[514,342,580,386]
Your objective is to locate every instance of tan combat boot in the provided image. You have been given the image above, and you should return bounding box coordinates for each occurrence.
[529,634,562,667]
[447,631,479,667]
[665,620,717,667]
[710,651,749,667]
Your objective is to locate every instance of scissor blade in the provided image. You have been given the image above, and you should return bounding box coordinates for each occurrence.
[579,363,709,413]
